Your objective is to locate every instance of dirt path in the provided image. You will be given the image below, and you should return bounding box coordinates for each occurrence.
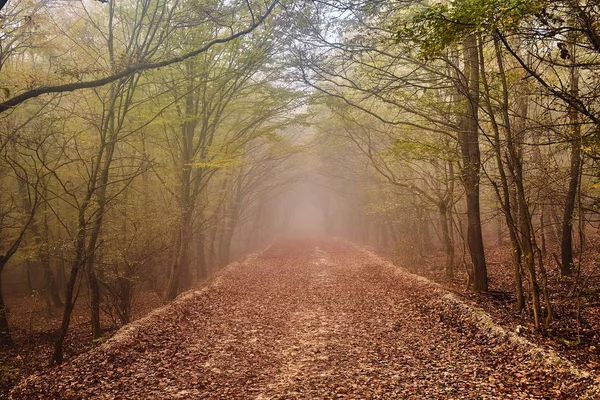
[10,238,600,399]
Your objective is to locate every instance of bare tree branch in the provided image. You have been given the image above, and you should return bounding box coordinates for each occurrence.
[0,0,279,114]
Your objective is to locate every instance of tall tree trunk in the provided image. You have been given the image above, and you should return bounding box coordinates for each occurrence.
[493,35,545,327]
[165,64,199,299]
[458,34,488,292]
[561,140,582,276]
[482,35,525,311]
[51,215,87,365]
[52,70,127,362]
[561,28,582,277]
[561,84,581,275]
[86,106,119,340]
[165,179,193,300]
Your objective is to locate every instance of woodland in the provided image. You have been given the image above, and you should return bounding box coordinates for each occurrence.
[1,0,600,398]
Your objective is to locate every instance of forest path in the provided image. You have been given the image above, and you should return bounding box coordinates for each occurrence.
[10,238,598,399]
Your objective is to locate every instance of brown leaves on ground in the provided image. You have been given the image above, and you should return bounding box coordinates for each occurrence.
[0,289,163,399]
[409,242,600,373]
[9,238,600,399]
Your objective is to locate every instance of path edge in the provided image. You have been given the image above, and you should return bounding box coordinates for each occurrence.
[347,241,600,399]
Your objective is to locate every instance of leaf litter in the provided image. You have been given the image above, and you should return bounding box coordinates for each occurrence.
[10,238,600,399]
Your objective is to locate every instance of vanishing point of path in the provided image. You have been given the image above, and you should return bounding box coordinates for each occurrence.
[11,238,599,399]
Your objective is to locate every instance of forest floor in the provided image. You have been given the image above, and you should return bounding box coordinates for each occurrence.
[0,286,163,398]
[410,241,600,376]
[7,238,600,399]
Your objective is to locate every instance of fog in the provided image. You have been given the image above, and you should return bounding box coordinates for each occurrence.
[1,0,600,395]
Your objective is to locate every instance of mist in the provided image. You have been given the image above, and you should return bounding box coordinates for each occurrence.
[2,0,600,398]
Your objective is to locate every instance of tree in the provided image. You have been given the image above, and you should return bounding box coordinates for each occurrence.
[46,0,281,364]
[0,0,280,114]
[0,141,40,346]
[290,1,490,290]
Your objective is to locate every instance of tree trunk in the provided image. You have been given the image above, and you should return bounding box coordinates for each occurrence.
[85,138,117,340]
[24,180,63,309]
[561,127,581,276]
[207,223,219,271]
[50,267,79,364]
[439,202,454,277]
[165,198,193,300]
[387,219,400,251]
[495,35,544,327]
[165,228,188,301]
[42,252,62,309]
[561,32,582,276]
[88,268,102,340]
[561,146,581,276]
[458,34,488,292]
[56,259,66,292]
[247,198,264,251]
[540,210,547,258]
[0,262,12,347]
[52,74,123,362]
[219,227,234,266]
[219,174,243,266]
[165,67,199,299]
[25,260,34,296]
[196,233,208,280]
[51,224,86,365]
[482,35,525,310]
[218,207,238,267]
